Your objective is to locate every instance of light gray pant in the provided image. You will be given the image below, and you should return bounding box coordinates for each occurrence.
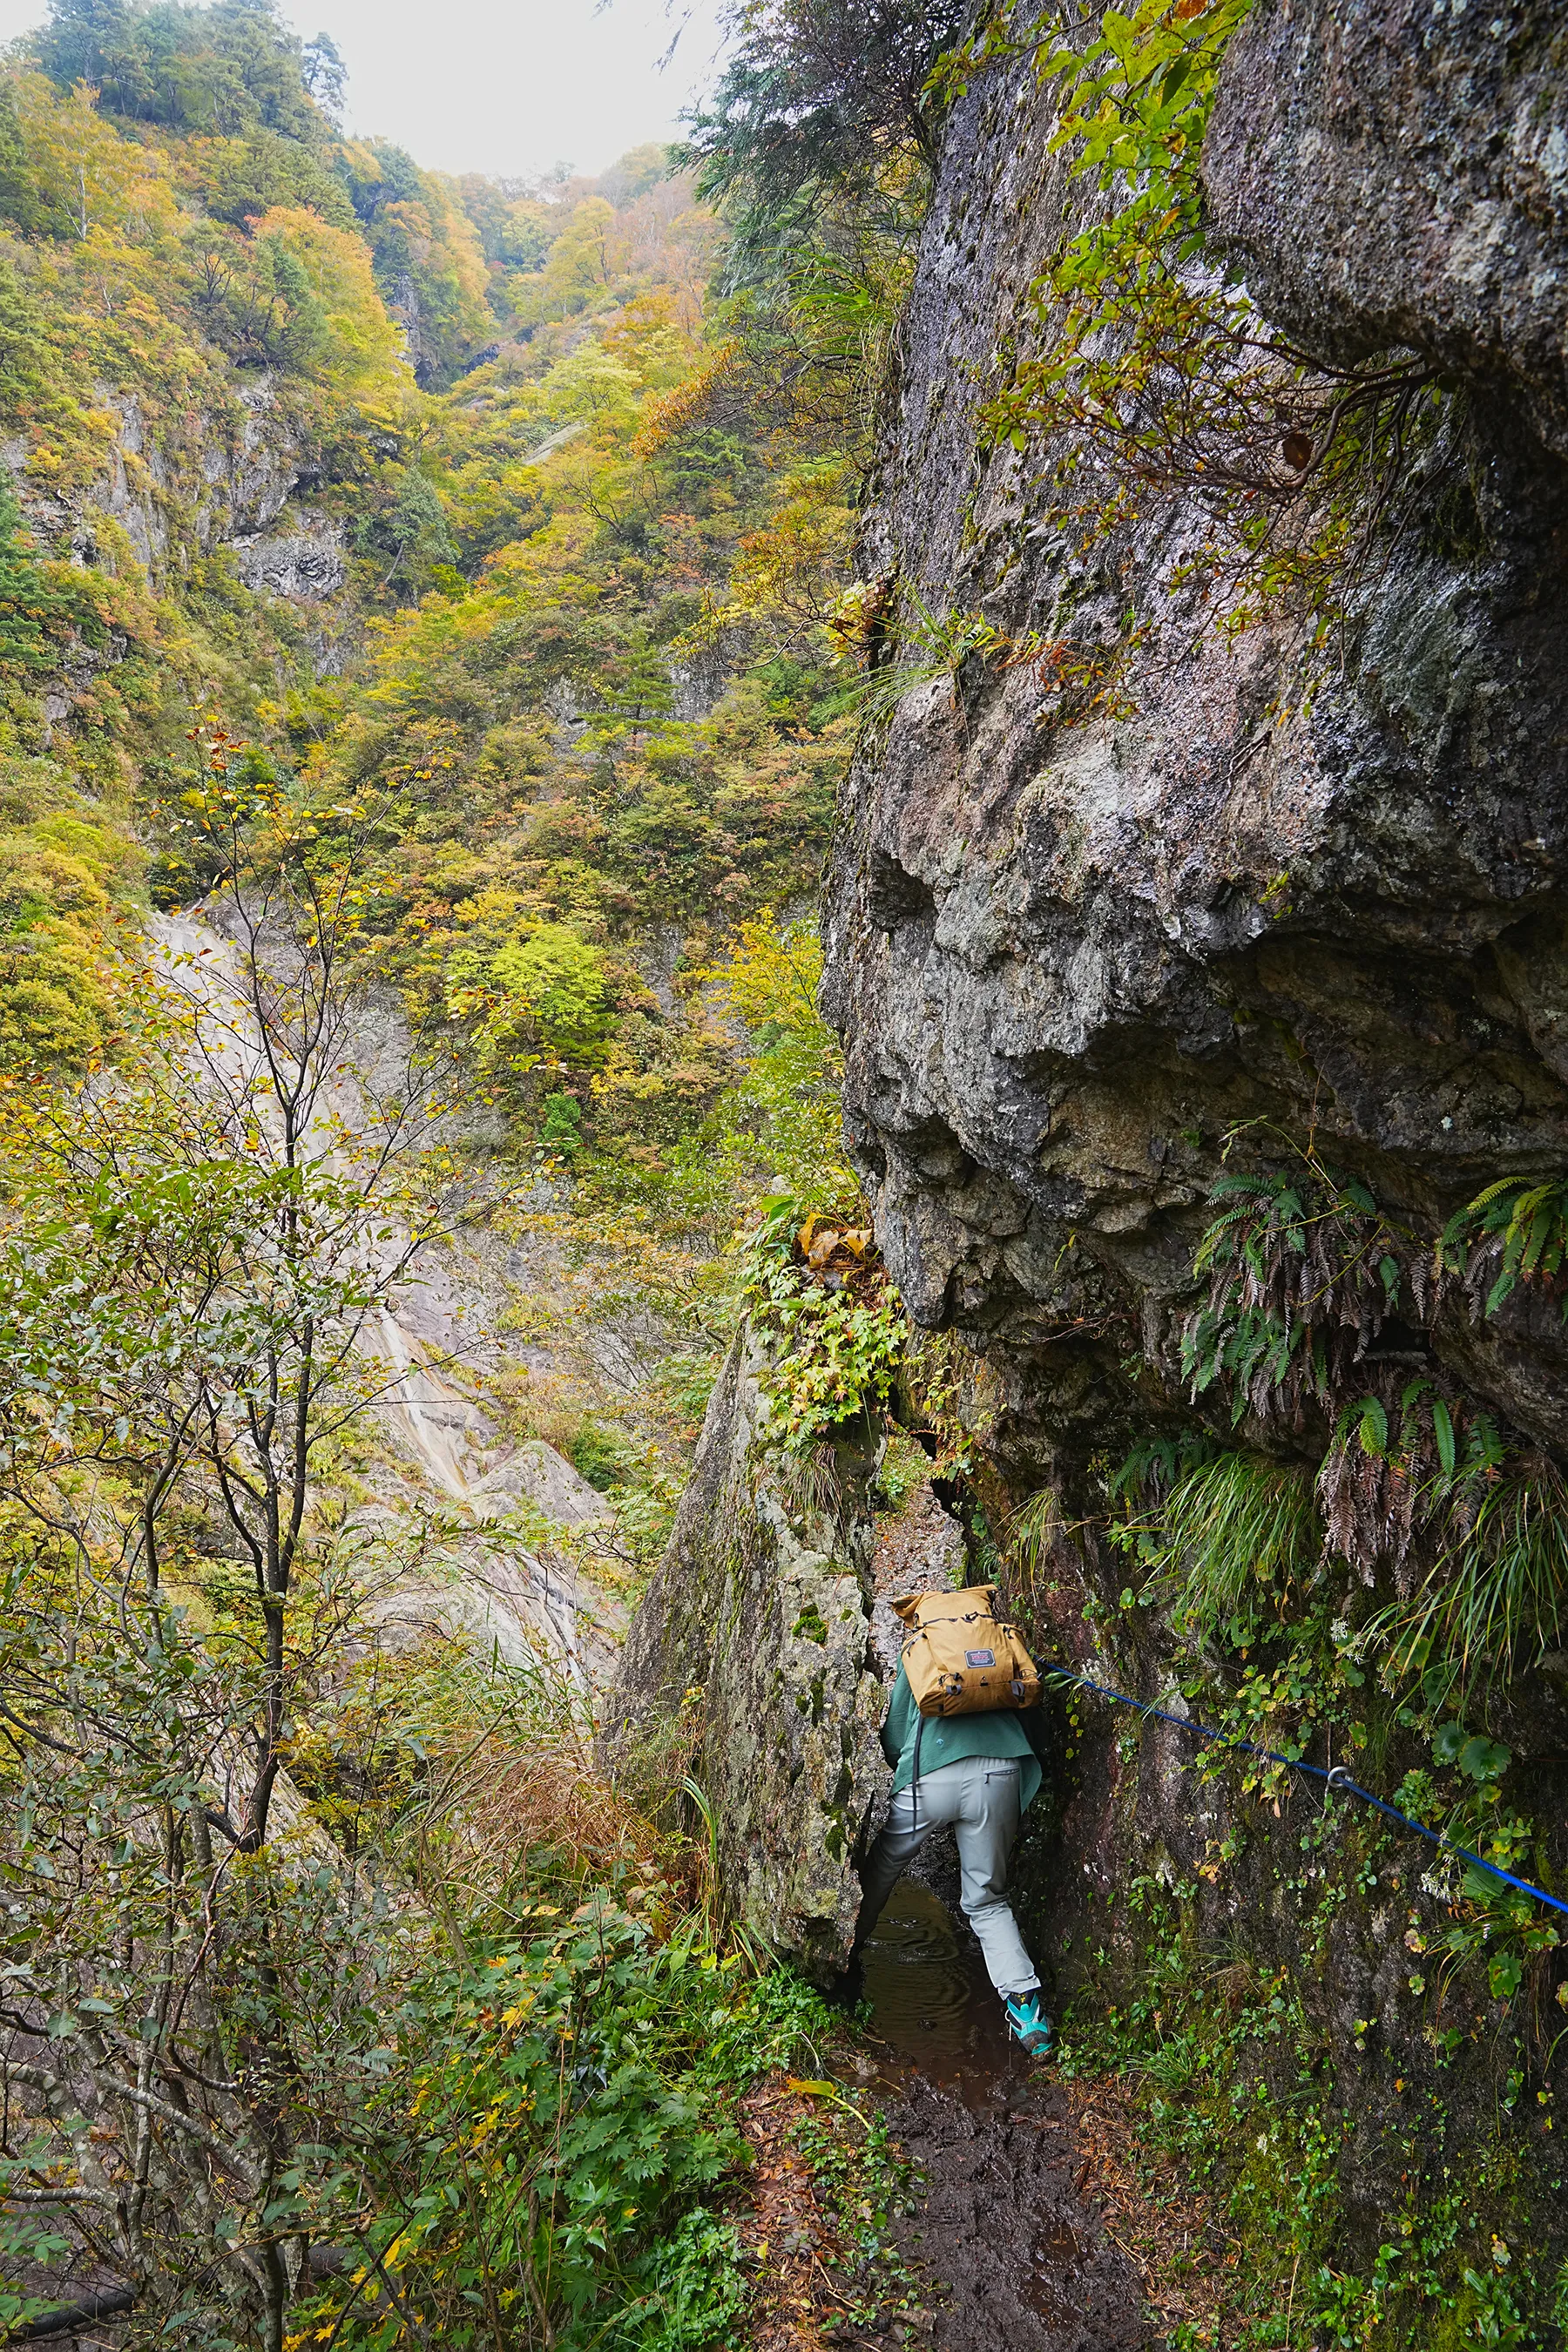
[857,1754,1040,1996]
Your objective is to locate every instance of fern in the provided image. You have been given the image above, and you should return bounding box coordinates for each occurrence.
[1316,1376,1495,1583]
[1440,1177,1568,1320]
[1368,1455,1568,1695]
[1106,1430,1217,1501]
[1181,1146,1418,1430]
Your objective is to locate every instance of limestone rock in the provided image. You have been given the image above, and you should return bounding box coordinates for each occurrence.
[604,1330,889,1983]
[232,511,348,602]
[1203,0,1568,456]
[470,1439,610,1529]
[821,15,1568,1466]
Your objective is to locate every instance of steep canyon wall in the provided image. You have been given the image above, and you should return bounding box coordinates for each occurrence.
[815,0,1568,2293]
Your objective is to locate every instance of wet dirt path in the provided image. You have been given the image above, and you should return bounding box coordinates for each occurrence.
[745,1489,1228,2349]
[852,1867,1152,2352]
[841,1488,1156,2351]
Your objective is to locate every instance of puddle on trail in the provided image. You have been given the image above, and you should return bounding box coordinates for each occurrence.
[855,1882,1151,2346]
[857,1877,1018,2090]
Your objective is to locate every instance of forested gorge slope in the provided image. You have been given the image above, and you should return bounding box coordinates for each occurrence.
[0,0,860,1424]
[0,3,882,2344]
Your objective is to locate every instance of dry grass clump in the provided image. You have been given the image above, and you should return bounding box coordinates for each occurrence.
[416,1732,687,1919]
[297,1631,696,1924]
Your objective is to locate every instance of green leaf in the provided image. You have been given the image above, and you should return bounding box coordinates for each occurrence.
[1457,1735,1511,1784]
[1487,1948,1523,2001]
[1356,1398,1388,1458]
[1432,1720,1467,1767]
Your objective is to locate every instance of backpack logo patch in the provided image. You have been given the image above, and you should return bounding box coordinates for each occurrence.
[965,1648,996,1667]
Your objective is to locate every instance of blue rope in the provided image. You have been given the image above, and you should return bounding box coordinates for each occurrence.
[1044,1663,1568,1923]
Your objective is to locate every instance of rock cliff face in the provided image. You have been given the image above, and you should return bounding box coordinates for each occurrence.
[11,371,353,710]
[16,378,326,582]
[824,0,1568,1471]
[815,0,1568,2285]
[604,1332,889,1982]
[1203,0,1568,459]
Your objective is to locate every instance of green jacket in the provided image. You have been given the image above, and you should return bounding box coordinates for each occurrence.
[879,1659,1043,1814]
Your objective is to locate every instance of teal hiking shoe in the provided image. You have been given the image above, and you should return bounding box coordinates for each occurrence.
[1002,1990,1053,2056]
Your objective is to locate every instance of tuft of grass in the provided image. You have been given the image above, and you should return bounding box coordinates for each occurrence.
[1369,1456,1568,1693]
[1114,1450,1321,1652]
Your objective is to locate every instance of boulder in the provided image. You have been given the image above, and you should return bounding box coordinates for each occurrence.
[603,1330,889,1982]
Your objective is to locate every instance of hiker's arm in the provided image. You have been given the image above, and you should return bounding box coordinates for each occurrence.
[880,1665,912,1768]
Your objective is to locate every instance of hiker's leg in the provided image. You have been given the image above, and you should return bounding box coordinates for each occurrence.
[952,1755,1040,1995]
[855,1762,962,1942]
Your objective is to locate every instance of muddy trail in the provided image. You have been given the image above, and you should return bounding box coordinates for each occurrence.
[746,1848,1218,2352]
[863,1494,1146,2349]
[853,1849,1154,2352]
[747,1490,1223,2352]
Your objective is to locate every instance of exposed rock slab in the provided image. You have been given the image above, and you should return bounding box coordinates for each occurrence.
[604,1331,889,1982]
[232,510,348,601]
[1203,0,1568,456]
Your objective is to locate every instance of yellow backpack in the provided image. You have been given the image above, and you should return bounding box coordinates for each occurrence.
[892,1586,1041,1718]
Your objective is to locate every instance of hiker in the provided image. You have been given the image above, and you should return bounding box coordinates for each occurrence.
[851,1588,1052,2057]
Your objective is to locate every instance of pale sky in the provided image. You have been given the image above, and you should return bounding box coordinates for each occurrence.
[0,0,729,181]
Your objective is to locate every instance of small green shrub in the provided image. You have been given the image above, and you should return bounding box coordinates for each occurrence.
[740,1189,906,1452]
[539,1088,585,1158]
[446,921,615,1073]
[288,1907,835,2352]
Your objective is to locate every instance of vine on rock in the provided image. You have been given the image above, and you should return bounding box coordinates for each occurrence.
[739,1190,907,1453]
